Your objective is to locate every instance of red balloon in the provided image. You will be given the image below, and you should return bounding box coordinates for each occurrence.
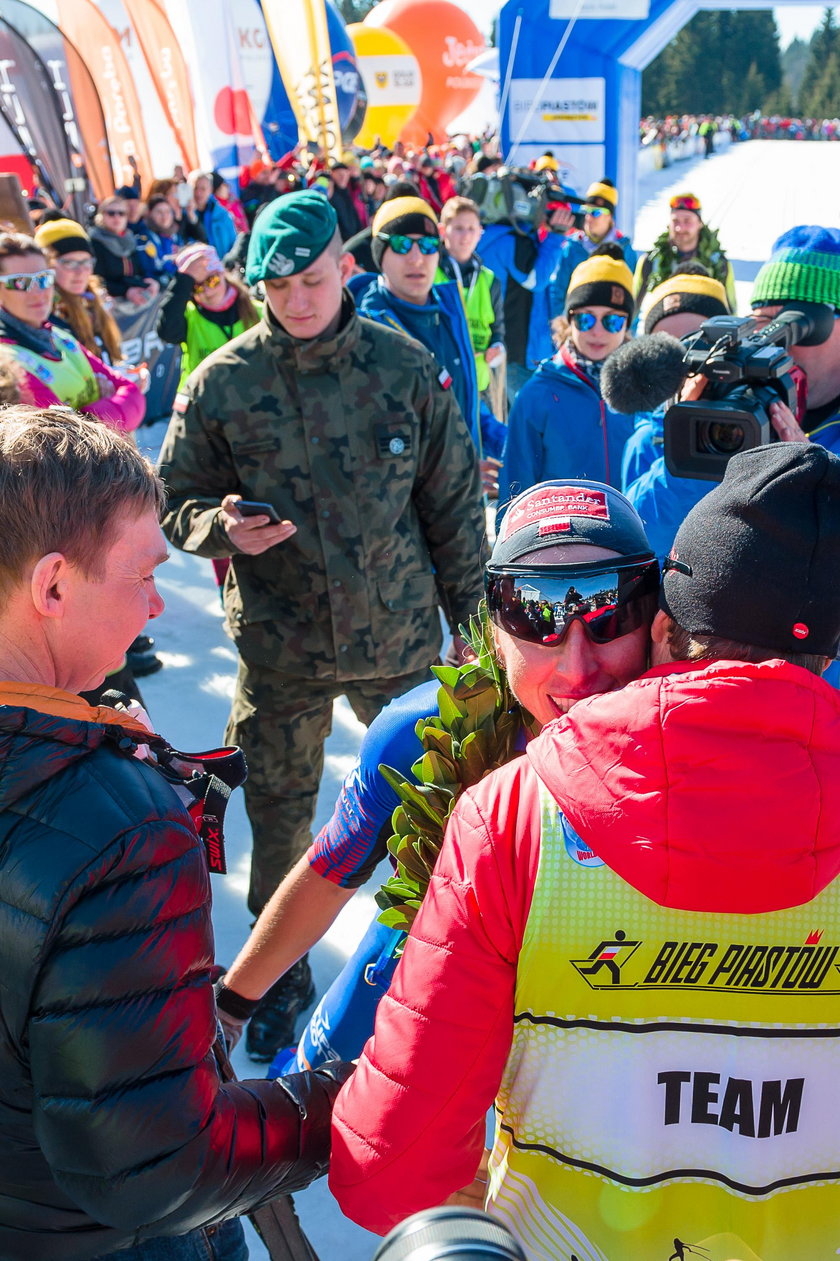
[365,0,485,144]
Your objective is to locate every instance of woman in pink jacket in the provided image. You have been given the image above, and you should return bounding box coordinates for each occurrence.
[0,232,144,433]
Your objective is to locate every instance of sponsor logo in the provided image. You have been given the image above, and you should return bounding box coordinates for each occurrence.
[501,486,609,539]
[560,815,604,867]
[571,929,840,993]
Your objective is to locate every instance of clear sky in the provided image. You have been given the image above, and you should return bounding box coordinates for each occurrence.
[457,1,829,51]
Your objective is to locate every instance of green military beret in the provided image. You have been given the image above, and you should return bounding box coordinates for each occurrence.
[245,190,338,284]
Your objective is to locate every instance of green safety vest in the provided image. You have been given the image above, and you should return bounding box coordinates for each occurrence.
[12,325,99,407]
[487,783,840,1261]
[435,263,496,392]
[178,301,260,391]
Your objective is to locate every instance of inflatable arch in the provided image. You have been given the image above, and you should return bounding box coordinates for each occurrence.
[497,0,816,230]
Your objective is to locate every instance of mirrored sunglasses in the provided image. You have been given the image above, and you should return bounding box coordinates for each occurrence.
[670,194,701,212]
[571,310,627,333]
[0,269,55,292]
[380,233,439,256]
[484,558,659,647]
[583,205,611,218]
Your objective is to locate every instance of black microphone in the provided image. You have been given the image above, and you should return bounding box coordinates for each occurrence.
[600,333,688,415]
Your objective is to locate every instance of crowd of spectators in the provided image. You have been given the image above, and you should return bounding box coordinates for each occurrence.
[5,101,840,1261]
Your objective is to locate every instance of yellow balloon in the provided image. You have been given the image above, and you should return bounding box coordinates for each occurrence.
[348,23,422,149]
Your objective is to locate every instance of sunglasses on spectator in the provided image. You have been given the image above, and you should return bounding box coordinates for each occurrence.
[379,233,439,255]
[583,206,611,218]
[0,269,55,291]
[194,273,224,293]
[484,557,659,647]
[571,310,628,333]
[670,195,701,212]
[103,208,128,218]
[55,257,93,271]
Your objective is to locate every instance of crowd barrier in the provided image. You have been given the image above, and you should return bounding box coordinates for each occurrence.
[113,292,182,423]
[637,129,732,178]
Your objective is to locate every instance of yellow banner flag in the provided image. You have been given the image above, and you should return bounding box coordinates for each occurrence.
[262,0,341,160]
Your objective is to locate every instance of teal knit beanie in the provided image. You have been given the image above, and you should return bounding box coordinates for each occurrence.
[752,226,840,309]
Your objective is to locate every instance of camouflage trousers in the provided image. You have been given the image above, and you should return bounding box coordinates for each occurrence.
[225,658,434,916]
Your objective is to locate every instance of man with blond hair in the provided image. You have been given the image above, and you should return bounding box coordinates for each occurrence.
[0,406,350,1261]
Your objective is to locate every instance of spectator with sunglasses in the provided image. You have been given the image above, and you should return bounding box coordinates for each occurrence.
[89,196,159,307]
[157,244,260,393]
[332,443,840,1261]
[548,179,637,319]
[499,246,639,512]
[354,196,507,489]
[214,480,656,1066]
[0,232,144,433]
[33,218,124,366]
[634,192,735,310]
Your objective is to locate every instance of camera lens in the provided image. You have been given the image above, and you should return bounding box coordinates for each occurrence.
[374,1208,526,1261]
[697,420,746,455]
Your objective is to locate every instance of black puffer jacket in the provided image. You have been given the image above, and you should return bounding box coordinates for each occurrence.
[0,700,352,1259]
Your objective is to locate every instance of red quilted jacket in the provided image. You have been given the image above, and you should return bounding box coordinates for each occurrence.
[330,658,840,1232]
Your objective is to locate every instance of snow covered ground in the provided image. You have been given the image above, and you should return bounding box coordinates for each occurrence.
[136,139,840,1260]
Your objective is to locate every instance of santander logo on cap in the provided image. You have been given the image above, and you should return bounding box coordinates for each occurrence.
[501,486,610,540]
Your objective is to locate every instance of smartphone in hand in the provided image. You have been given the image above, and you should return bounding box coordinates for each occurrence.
[236,500,283,525]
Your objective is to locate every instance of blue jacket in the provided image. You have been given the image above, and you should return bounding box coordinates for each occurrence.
[479,223,568,371]
[478,222,538,297]
[133,222,183,281]
[196,195,237,259]
[352,274,506,460]
[626,408,840,561]
[525,230,567,369]
[498,347,638,513]
[548,229,637,322]
[621,405,664,490]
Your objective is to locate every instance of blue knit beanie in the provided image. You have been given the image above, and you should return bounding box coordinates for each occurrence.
[751,225,840,309]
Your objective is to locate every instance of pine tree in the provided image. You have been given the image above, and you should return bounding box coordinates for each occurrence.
[641,9,782,116]
[782,36,810,103]
[798,8,839,113]
[739,62,767,114]
[807,49,840,117]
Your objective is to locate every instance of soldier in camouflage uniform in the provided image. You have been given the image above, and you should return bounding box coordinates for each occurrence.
[158,190,485,1060]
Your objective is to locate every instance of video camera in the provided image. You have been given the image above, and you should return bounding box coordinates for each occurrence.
[664,306,832,481]
[460,166,585,232]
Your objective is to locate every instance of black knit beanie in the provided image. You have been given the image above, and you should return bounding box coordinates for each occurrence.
[661,443,840,657]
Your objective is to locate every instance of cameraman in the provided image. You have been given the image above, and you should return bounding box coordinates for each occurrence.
[750,226,840,444]
[623,230,840,559]
[477,171,575,395]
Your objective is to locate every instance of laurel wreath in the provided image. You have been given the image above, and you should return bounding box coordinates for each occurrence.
[375,605,538,943]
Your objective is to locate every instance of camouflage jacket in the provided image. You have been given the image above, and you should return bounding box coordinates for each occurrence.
[158,295,486,682]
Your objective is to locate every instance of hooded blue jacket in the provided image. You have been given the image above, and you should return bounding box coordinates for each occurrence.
[498,347,637,514]
[352,273,506,459]
[548,229,637,321]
